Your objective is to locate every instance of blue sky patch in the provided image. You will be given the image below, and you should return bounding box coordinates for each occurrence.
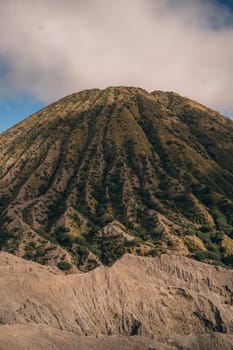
[216,0,233,12]
[0,96,45,133]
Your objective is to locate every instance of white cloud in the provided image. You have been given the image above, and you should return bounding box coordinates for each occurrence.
[0,0,232,113]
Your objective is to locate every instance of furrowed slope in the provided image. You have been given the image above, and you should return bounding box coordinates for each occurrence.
[0,252,232,350]
[0,87,233,270]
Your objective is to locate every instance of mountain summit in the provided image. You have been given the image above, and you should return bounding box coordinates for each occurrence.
[0,87,233,271]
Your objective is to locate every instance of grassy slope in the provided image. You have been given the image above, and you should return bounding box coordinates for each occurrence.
[0,87,233,270]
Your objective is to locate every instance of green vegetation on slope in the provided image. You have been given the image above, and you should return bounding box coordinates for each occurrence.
[0,87,233,270]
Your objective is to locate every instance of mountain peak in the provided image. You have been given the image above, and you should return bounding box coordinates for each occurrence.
[0,87,233,271]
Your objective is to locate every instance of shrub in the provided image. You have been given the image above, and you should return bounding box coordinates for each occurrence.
[0,230,13,248]
[133,226,146,238]
[195,250,220,262]
[38,184,47,195]
[200,225,212,233]
[57,261,72,270]
[90,246,102,259]
[211,208,232,233]
[77,245,88,256]
[196,230,211,244]
[222,255,233,266]
[211,231,224,244]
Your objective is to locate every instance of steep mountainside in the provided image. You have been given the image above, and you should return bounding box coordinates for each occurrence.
[0,87,233,270]
[0,252,233,350]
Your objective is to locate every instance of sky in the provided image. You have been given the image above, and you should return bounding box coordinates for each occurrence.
[0,0,233,133]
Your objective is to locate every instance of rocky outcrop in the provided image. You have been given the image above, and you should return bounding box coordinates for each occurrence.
[0,252,232,349]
